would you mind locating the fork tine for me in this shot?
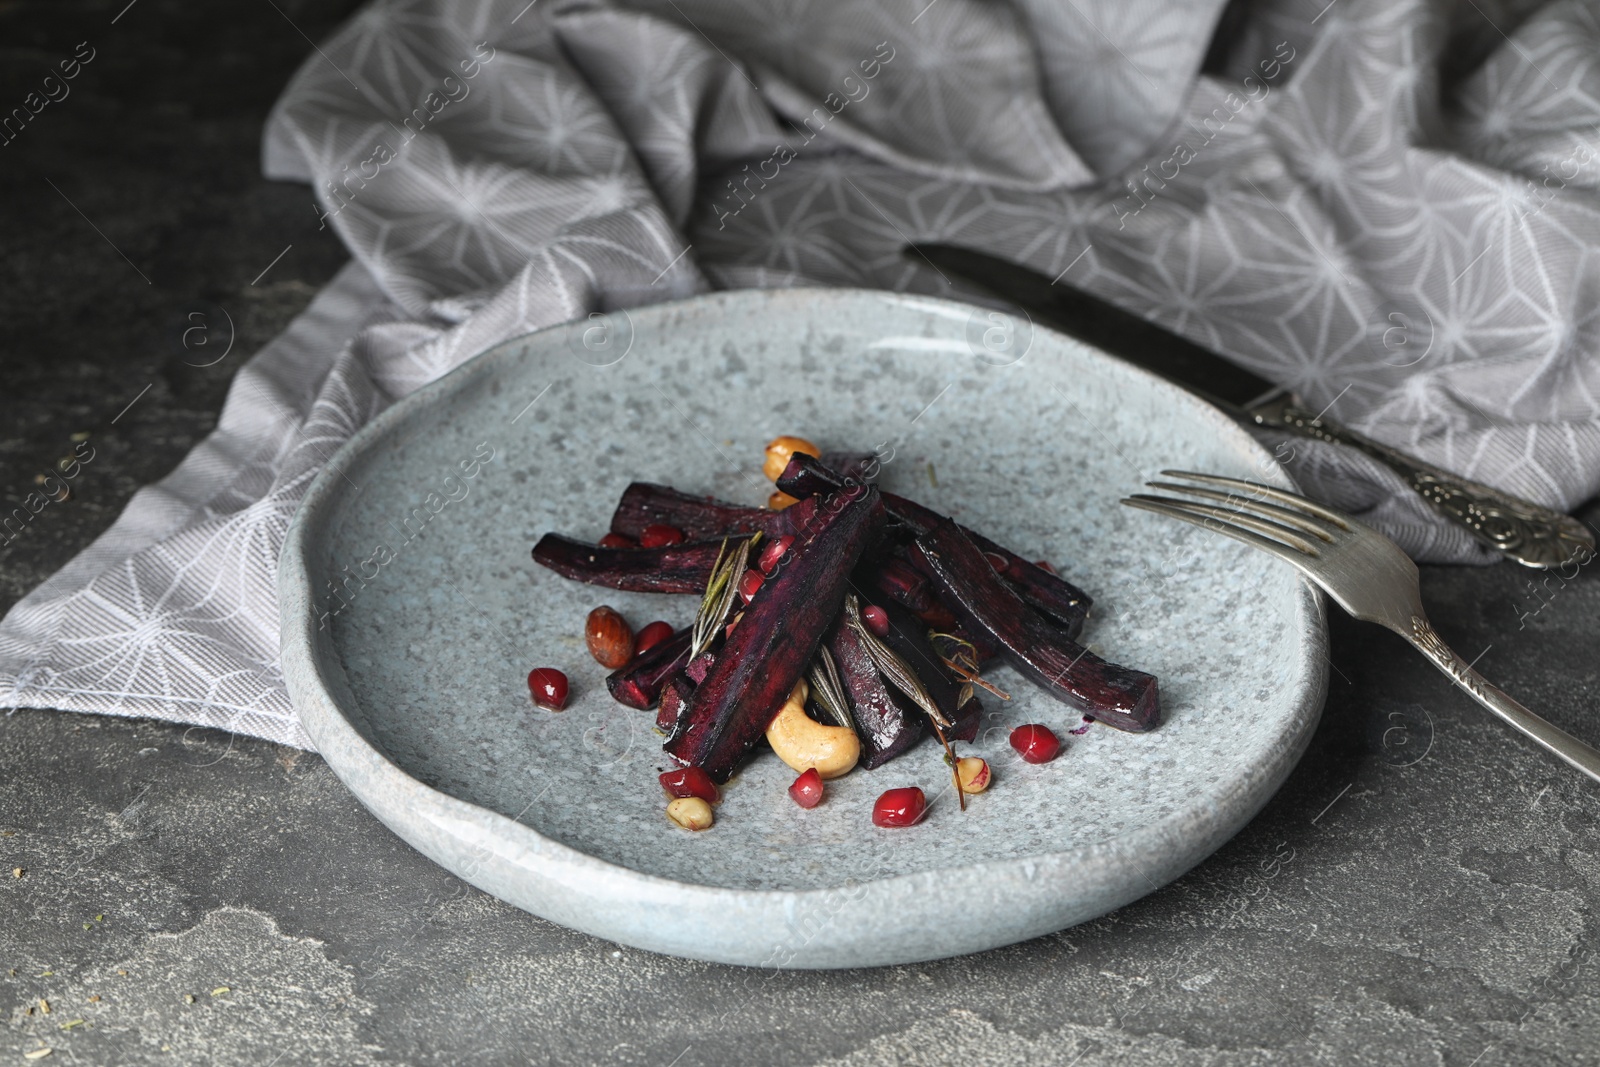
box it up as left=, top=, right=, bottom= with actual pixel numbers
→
left=1144, top=481, right=1341, bottom=542
left=1159, top=470, right=1352, bottom=529
left=1123, top=496, right=1323, bottom=559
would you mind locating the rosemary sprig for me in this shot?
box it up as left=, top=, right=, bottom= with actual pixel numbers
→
left=930, top=631, right=1010, bottom=701
left=807, top=646, right=853, bottom=728
left=843, top=595, right=951, bottom=729
left=689, top=534, right=757, bottom=660
left=843, top=595, right=964, bottom=809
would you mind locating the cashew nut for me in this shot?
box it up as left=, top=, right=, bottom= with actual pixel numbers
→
left=766, top=679, right=860, bottom=778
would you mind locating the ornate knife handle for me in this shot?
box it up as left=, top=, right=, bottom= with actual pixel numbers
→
left=1251, top=399, right=1595, bottom=570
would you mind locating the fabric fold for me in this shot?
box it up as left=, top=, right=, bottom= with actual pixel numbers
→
left=6, top=0, right=1599, bottom=746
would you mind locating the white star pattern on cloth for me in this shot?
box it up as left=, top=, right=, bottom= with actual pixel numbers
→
left=5, top=0, right=1600, bottom=746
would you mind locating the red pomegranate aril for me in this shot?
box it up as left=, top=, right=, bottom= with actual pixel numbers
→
left=659, top=767, right=720, bottom=804
left=1010, top=723, right=1061, bottom=763
left=635, top=621, right=675, bottom=655
left=737, top=568, right=764, bottom=603
left=527, top=668, right=570, bottom=710
left=638, top=524, right=686, bottom=548
left=598, top=532, right=636, bottom=549
left=861, top=604, right=890, bottom=637
left=1033, top=559, right=1058, bottom=575
left=757, top=535, right=796, bottom=575
left=872, top=787, right=927, bottom=827
left=789, top=767, right=824, bottom=809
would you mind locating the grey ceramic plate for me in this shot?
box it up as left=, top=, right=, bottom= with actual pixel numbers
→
left=279, top=287, right=1327, bottom=969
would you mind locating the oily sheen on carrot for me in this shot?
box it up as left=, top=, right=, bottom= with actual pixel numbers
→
left=531, top=535, right=724, bottom=594
left=909, top=519, right=1159, bottom=732
left=608, top=482, right=792, bottom=541
left=664, top=484, right=886, bottom=781
left=775, top=453, right=1092, bottom=637
left=606, top=626, right=693, bottom=709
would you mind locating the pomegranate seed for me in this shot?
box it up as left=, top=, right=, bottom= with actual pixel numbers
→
left=1033, top=559, right=1057, bottom=574
left=659, top=767, right=719, bottom=804
left=861, top=604, right=890, bottom=637
left=757, top=535, right=796, bottom=575
left=527, top=668, right=569, bottom=710
left=639, top=524, right=686, bottom=548
left=1010, top=724, right=1061, bottom=764
left=635, top=621, right=675, bottom=655
left=598, top=532, right=636, bottom=549
left=872, top=787, right=927, bottom=827
left=737, top=568, right=764, bottom=603
left=767, top=489, right=799, bottom=511
left=788, top=767, right=824, bottom=809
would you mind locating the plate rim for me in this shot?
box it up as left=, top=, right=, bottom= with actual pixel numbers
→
left=278, top=285, right=1328, bottom=967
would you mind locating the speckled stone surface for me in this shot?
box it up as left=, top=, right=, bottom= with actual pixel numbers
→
left=279, top=288, right=1327, bottom=966
left=5, top=0, right=1600, bottom=1060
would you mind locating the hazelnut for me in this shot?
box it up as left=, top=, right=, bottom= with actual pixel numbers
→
left=763, top=435, right=821, bottom=482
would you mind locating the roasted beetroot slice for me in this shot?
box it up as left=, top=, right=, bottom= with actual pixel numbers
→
left=609, top=482, right=784, bottom=541
left=910, top=519, right=1159, bottom=732
left=828, top=615, right=925, bottom=770
left=777, top=453, right=1091, bottom=635
left=606, top=627, right=693, bottom=709
left=531, top=534, right=725, bottom=593
left=664, top=485, right=887, bottom=781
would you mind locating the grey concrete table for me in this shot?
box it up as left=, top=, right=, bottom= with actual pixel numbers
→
left=3, top=3, right=1597, bottom=1064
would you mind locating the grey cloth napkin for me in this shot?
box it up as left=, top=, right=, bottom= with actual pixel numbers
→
left=4, top=0, right=1597, bottom=748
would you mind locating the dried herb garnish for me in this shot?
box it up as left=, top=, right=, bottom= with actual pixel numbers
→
left=844, top=595, right=966, bottom=809
left=689, top=534, right=758, bottom=660
left=807, top=646, right=853, bottom=728
left=931, top=631, right=1010, bottom=702
left=844, top=595, right=950, bottom=729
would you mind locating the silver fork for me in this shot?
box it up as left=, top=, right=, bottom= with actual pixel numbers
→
left=1123, top=471, right=1600, bottom=785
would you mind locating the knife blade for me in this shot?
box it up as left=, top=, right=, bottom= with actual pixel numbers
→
left=910, top=242, right=1594, bottom=569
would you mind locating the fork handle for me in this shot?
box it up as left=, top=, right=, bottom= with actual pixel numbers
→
left=1404, top=616, right=1600, bottom=784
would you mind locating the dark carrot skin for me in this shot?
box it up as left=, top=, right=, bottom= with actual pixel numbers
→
left=828, top=616, right=924, bottom=769
left=878, top=602, right=974, bottom=728
left=531, top=535, right=725, bottom=594
left=606, top=627, right=693, bottom=709
left=657, top=675, right=696, bottom=742
left=664, top=485, right=887, bottom=781
left=609, top=483, right=815, bottom=541
left=776, top=453, right=1091, bottom=637
left=909, top=519, right=1159, bottom=732
left=829, top=602, right=984, bottom=767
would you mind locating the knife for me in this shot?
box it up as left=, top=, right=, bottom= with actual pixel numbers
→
left=911, top=243, right=1594, bottom=570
